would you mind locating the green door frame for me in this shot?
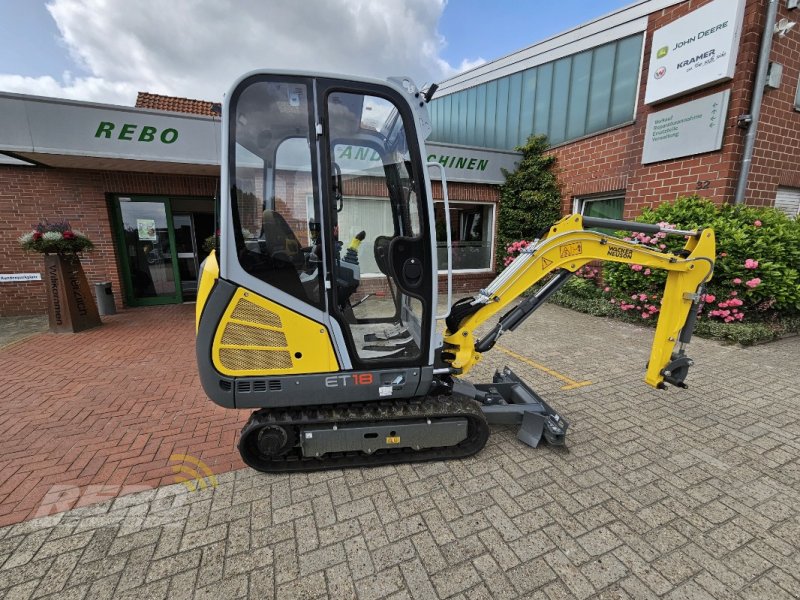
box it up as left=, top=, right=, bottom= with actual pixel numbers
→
left=111, top=195, right=183, bottom=307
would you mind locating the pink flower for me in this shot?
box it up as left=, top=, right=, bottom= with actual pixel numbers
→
left=733, top=278, right=742, bottom=285
left=730, top=291, right=738, bottom=296
left=641, top=312, right=651, bottom=319
left=754, top=220, right=762, bottom=227
left=639, top=294, right=648, bottom=301
left=704, top=294, right=716, bottom=303
left=644, top=269, right=651, bottom=276
left=631, top=264, right=643, bottom=272
left=631, top=294, right=638, bottom=300
left=745, top=278, right=761, bottom=288
left=719, top=252, right=728, bottom=257
left=659, top=244, right=666, bottom=250
left=604, top=286, right=611, bottom=293
left=610, top=299, right=616, bottom=304
left=745, top=259, right=759, bottom=269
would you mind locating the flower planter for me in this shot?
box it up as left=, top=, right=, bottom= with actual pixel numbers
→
left=43, top=254, right=102, bottom=333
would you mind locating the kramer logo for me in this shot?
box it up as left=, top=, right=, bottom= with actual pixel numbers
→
left=657, top=46, right=669, bottom=59
left=655, top=67, right=667, bottom=80
left=170, top=454, right=218, bottom=492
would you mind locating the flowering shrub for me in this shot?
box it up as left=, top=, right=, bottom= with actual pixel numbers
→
left=602, top=196, right=800, bottom=323
left=19, top=221, right=94, bottom=254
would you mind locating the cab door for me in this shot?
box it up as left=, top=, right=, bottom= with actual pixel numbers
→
left=317, top=81, right=434, bottom=370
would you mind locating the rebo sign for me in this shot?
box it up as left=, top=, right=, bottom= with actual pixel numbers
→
left=645, top=0, right=746, bottom=105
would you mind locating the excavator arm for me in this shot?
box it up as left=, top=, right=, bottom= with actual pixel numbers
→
left=443, top=213, right=716, bottom=389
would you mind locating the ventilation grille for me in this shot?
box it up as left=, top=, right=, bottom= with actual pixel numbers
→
left=219, top=380, right=232, bottom=391
left=221, top=322, right=287, bottom=347
left=230, top=298, right=282, bottom=328
left=230, top=379, right=281, bottom=394
left=219, top=348, right=292, bottom=371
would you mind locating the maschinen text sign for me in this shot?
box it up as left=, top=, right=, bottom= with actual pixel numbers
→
left=645, top=0, right=745, bottom=104
left=642, top=90, right=729, bottom=164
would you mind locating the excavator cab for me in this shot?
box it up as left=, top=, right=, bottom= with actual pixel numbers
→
left=197, top=73, right=444, bottom=405
left=196, top=71, right=715, bottom=473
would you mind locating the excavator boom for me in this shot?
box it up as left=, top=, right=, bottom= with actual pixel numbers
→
left=443, top=213, right=716, bottom=389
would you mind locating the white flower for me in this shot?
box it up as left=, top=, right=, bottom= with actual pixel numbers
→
left=42, top=231, right=63, bottom=241
left=72, top=229, right=86, bottom=237
left=18, top=232, right=34, bottom=244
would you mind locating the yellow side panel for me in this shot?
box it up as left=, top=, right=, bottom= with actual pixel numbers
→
left=195, top=250, right=219, bottom=333
left=212, top=287, right=340, bottom=377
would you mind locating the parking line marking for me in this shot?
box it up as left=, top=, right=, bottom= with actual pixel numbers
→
left=495, top=344, right=593, bottom=391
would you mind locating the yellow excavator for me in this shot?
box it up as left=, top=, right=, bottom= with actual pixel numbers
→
left=195, top=71, right=715, bottom=472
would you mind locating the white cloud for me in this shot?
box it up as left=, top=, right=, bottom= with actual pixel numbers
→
left=0, top=0, right=483, bottom=105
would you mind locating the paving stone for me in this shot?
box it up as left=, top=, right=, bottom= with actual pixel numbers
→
left=0, top=305, right=799, bottom=599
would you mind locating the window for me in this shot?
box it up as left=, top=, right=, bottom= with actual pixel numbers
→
left=776, top=187, right=800, bottom=219
left=434, top=202, right=495, bottom=271
left=429, top=34, right=644, bottom=150
left=574, top=194, right=625, bottom=232
left=795, top=73, right=800, bottom=112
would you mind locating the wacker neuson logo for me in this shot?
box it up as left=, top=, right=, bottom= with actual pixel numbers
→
left=95, top=121, right=179, bottom=144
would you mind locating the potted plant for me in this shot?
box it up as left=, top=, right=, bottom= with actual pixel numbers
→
left=19, top=221, right=102, bottom=333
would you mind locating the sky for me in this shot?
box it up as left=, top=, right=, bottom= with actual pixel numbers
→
left=0, top=0, right=630, bottom=106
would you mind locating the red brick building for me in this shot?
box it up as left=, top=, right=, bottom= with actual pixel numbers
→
left=432, top=0, right=800, bottom=218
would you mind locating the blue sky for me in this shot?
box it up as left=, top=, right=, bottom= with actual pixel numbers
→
left=0, top=0, right=632, bottom=103
left=438, top=0, right=634, bottom=68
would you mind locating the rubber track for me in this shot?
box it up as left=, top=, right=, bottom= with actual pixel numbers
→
left=238, top=395, right=490, bottom=473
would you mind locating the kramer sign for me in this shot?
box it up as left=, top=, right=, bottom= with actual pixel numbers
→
left=642, top=90, right=730, bottom=164
left=645, top=0, right=745, bottom=104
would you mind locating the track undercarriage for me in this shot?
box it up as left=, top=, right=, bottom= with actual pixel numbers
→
left=237, top=367, right=568, bottom=473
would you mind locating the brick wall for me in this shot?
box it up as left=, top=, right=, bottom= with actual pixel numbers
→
left=747, top=1, right=800, bottom=205
left=0, top=166, right=216, bottom=317
left=547, top=0, right=798, bottom=218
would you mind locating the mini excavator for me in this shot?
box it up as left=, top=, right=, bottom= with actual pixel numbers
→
left=195, top=71, right=715, bottom=472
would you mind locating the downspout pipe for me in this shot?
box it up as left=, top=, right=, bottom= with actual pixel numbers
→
left=734, top=0, right=779, bottom=205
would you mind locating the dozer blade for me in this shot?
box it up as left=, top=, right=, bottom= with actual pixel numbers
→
left=456, top=367, right=569, bottom=448
left=238, top=395, right=490, bottom=473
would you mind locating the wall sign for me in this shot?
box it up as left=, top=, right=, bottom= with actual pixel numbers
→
left=642, top=90, right=730, bottom=164
left=0, top=273, right=42, bottom=283
left=645, top=0, right=745, bottom=104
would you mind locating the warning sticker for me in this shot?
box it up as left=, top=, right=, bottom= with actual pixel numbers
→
left=560, top=243, right=582, bottom=258
left=378, top=385, right=393, bottom=397
left=541, top=256, right=553, bottom=269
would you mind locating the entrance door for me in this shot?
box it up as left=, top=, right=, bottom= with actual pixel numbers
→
left=173, top=214, right=199, bottom=300
left=113, top=196, right=182, bottom=306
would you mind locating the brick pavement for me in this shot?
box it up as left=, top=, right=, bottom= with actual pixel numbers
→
left=0, top=305, right=249, bottom=527
left=0, top=304, right=799, bottom=598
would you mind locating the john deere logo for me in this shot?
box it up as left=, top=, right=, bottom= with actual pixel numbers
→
left=657, top=46, right=669, bottom=59
left=654, top=67, right=667, bottom=80
left=170, top=454, right=218, bottom=492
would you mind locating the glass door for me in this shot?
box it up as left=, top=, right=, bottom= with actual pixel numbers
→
left=113, top=196, right=181, bottom=306
left=173, top=214, right=199, bottom=300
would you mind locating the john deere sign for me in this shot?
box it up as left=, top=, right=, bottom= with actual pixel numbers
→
left=645, top=0, right=745, bottom=104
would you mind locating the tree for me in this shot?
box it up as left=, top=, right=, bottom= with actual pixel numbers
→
left=496, top=135, right=562, bottom=269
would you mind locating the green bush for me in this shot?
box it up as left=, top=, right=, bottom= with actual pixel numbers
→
left=497, top=135, right=562, bottom=269
left=603, top=196, right=800, bottom=323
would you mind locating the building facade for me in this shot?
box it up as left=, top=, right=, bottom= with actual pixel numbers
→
left=2, top=0, right=799, bottom=317
left=0, top=92, right=516, bottom=316
left=430, top=0, right=800, bottom=220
